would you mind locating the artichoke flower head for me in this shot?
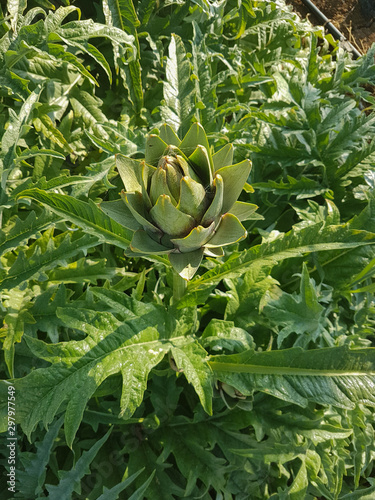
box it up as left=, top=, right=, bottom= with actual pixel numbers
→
left=111, top=123, right=259, bottom=280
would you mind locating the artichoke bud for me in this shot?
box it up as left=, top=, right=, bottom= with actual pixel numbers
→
left=114, top=123, right=260, bottom=281
left=157, top=155, right=183, bottom=202
left=149, top=166, right=177, bottom=206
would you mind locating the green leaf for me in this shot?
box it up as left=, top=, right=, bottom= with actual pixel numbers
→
left=183, top=223, right=375, bottom=307
left=165, top=427, right=227, bottom=495
left=263, top=263, right=326, bottom=347
left=102, top=0, right=140, bottom=31
left=2, top=288, right=34, bottom=377
left=17, top=309, right=166, bottom=446
left=13, top=147, right=66, bottom=162
left=253, top=175, right=330, bottom=199
left=201, top=319, right=254, bottom=353
left=96, top=469, right=144, bottom=500
left=54, top=19, right=135, bottom=52
left=209, top=346, right=375, bottom=408
left=0, top=210, right=58, bottom=257
left=0, top=232, right=99, bottom=291
left=70, top=90, right=108, bottom=138
left=1, top=86, right=43, bottom=172
left=8, top=0, right=27, bottom=32
left=128, top=471, right=156, bottom=500
left=170, top=338, right=213, bottom=415
left=33, top=114, right=73, bottom=152
left=17, top=416, right=64, bottom=498
left=161, top=34, right=195, bottom=136
left=16, top=303, right=211, bottom=446
left=16, top=189, right=133, bottom=250
left=116, top=155, right=147, bottom=193
left=45, top=428, right=112, bottom=497
left=47, top=258, right=116, bottom=285
left=102, top=0, right=143, bottom=111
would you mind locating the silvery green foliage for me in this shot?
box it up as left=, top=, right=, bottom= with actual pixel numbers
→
left=1, top=0, right=375, bottom=498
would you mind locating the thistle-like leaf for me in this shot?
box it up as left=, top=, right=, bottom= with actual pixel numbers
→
left=17, top=189, right=134, bottom=250
left=209, top=346, right=375, bottom=409
left=15, top=302, right=212, bottom=446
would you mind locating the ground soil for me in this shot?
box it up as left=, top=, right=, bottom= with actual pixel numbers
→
left=286, top=0, right=375, bottom=55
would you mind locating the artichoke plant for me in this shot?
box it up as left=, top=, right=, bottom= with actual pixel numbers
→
left=102, top=123, right=260, bottom=280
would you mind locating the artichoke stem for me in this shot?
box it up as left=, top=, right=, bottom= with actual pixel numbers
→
left=172, top=271, right=187, bottom=303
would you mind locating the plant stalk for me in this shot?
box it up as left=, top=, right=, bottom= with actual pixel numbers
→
left=172, top=271, right=187, bottom=303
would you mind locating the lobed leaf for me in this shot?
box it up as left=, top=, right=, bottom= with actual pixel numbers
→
left=181, top=223, right=375, bottom=307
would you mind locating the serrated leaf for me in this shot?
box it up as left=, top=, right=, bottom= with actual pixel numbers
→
left=201, top=319, right=254, bottom=353
left=33, top=114, right=73, bottom=152
left=70, top=90, right=108, bottom=138
left=16, top=303, right=211, bottom=446
left=128, top=471, right=156, bottom=500
left=47, top=258, right=116, bottom=285
left=161, top=34, right=195, bottom=136
left=27, top=284, right=71, bottom=342
left=1, top=86, right=42, bottom=172
left=263, top=263, right=326, bottom=347
left=170, top=338, right=213, bottom=415
left=0, top=210, right=58, bottom=257
left=2, top=288, right=35, bottom=377
left=16, top=189, right=134, bottom=250
left=209, top=346, right=375, bottom=409
left=181, top=223, right=375, bottom=307
left=101, top=0, right=142, bottom=104
left=45, top=428, right=112, bottom=498
left=253, top=175, right=329, bottom=199
left=0, top=232, right=99, bottom=291
left=13, top=146, right=66, bottom=162
left=17, top=416, right=64, bottom=497
left=96, top=469, right=145, bottom=500
left=8, top=0, right=27, bottom=32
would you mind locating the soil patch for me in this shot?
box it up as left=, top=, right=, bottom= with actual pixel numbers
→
left=286, top=0, right=375, bottom=54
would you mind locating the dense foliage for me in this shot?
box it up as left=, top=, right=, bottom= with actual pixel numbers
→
left=1, top=0, right=375, bottom=498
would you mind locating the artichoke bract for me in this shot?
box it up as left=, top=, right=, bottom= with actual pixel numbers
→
left=107, top=123, right=259, bottom=280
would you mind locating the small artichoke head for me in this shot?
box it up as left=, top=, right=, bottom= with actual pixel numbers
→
left=114, top=123, right=259, bottom=280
